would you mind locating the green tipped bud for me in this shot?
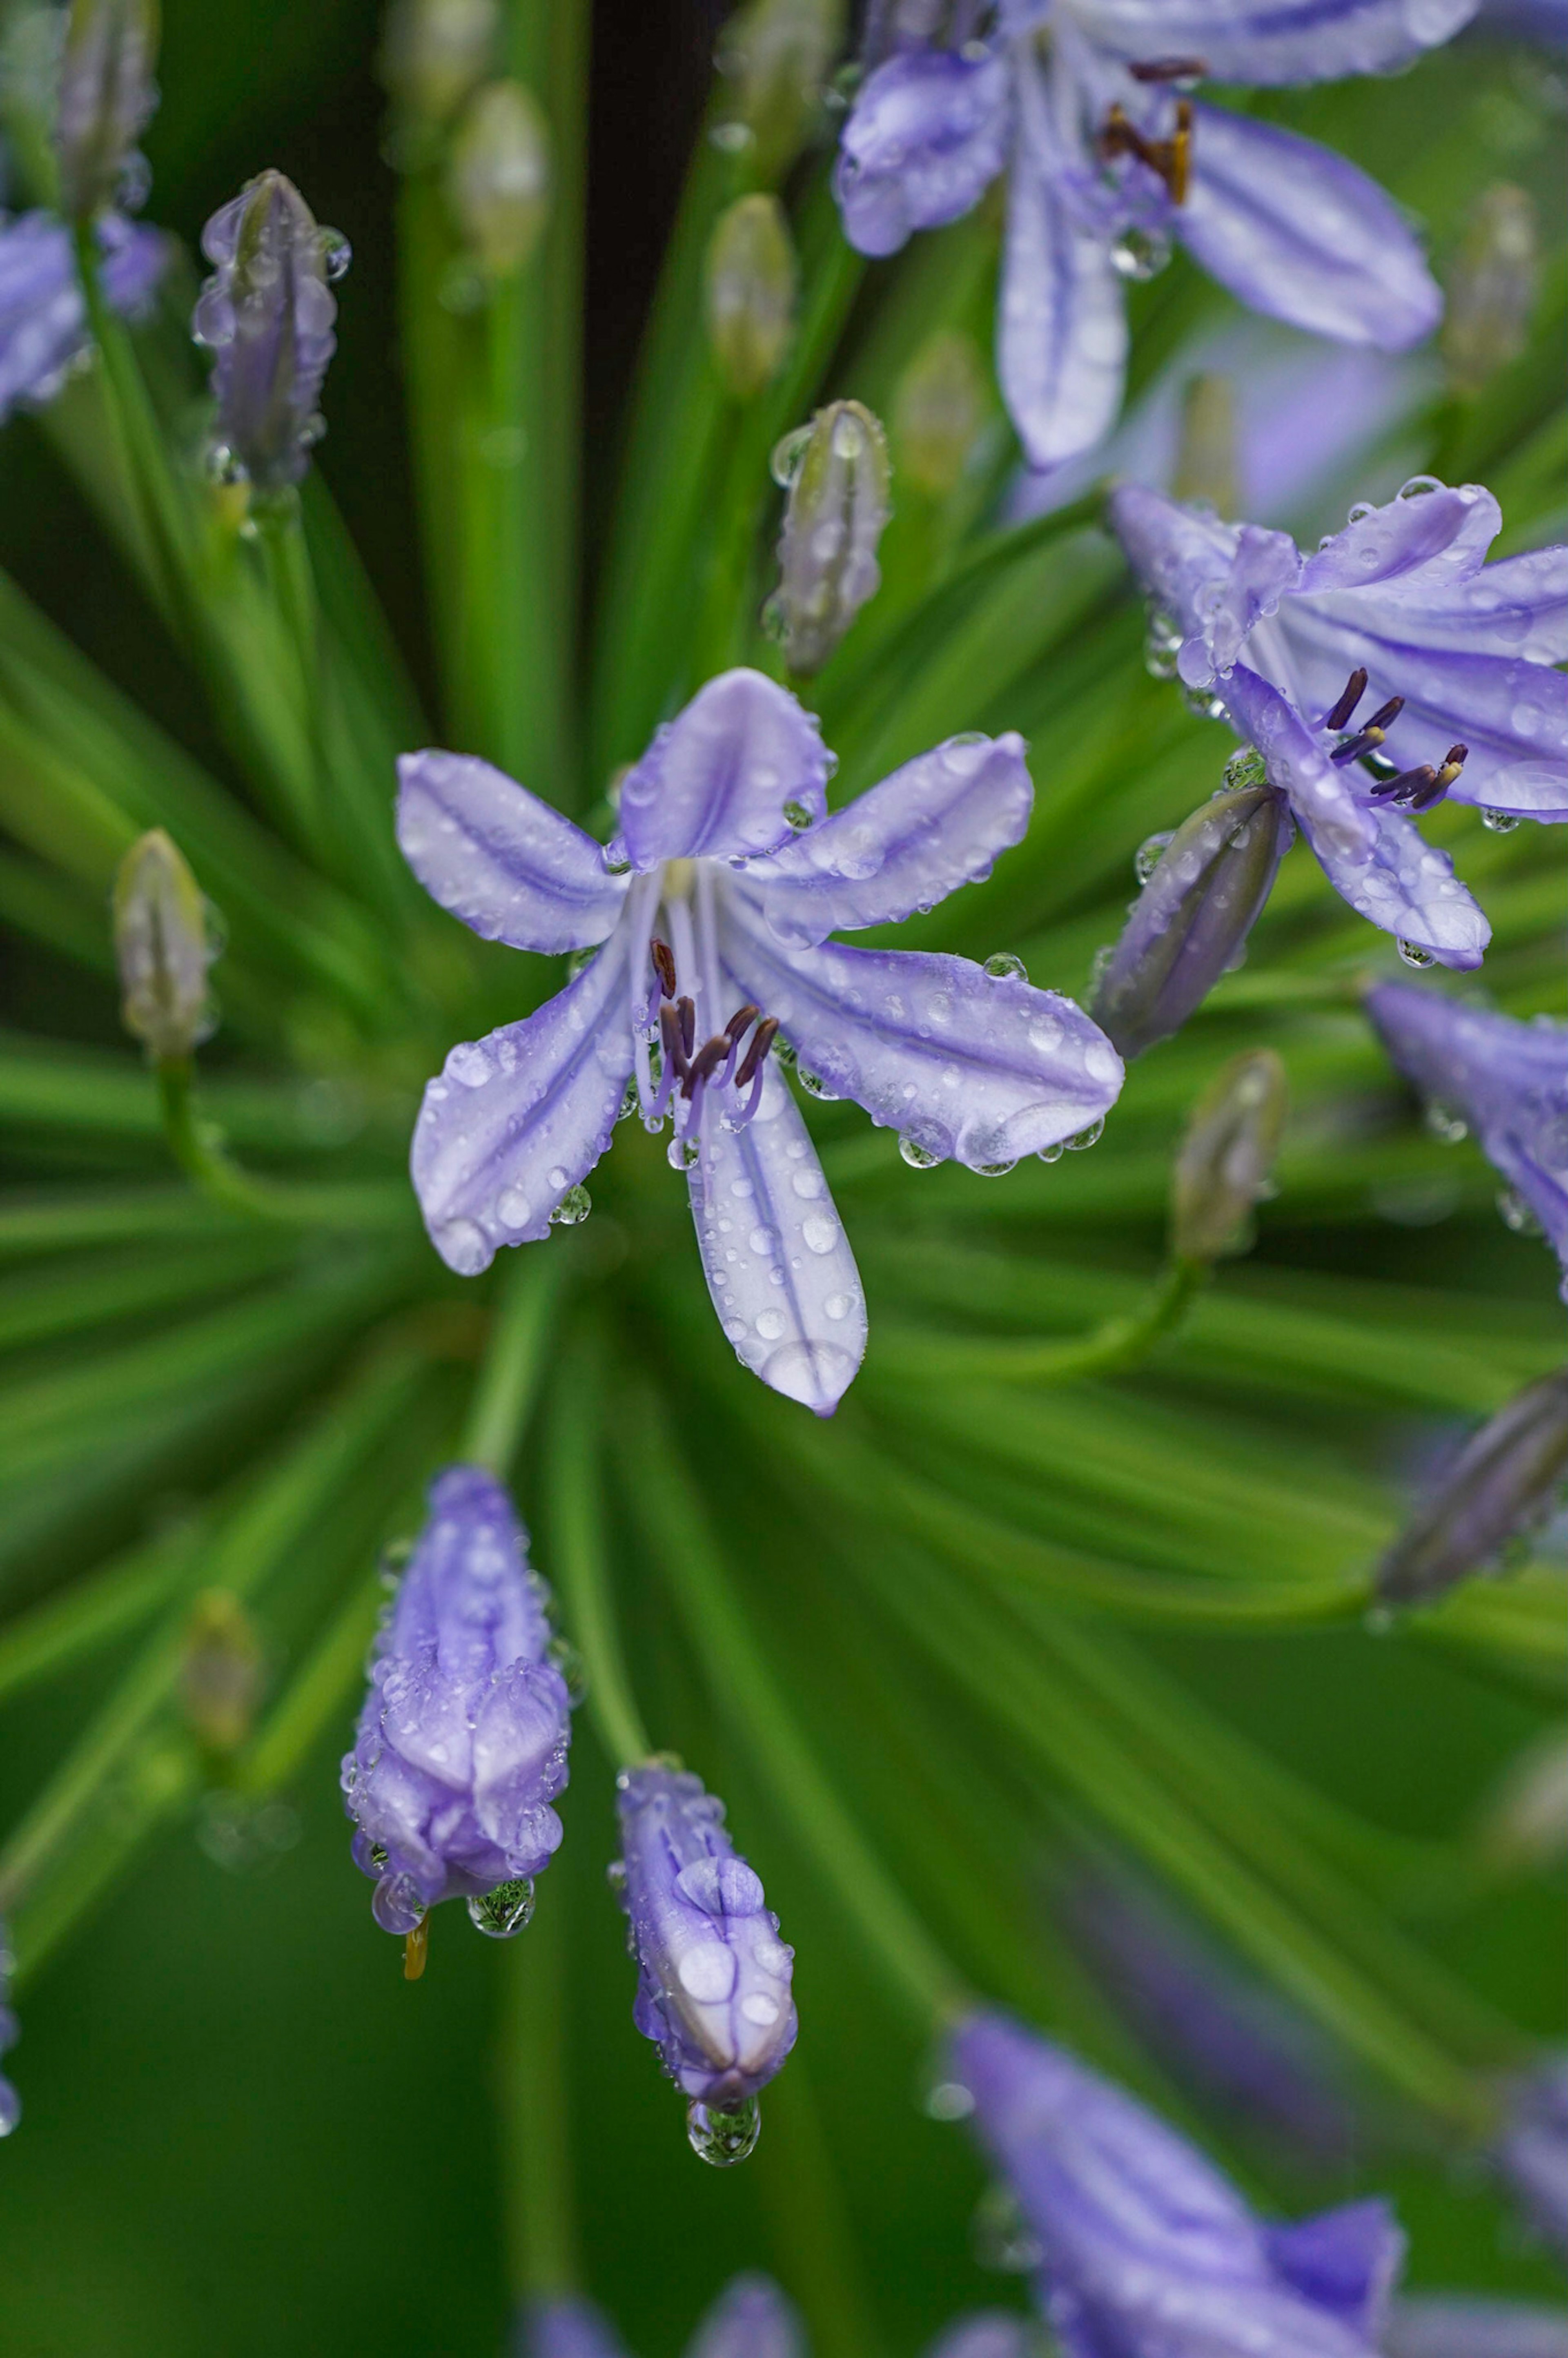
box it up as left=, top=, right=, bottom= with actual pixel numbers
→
left=379, top=0, right=498, bottom=126
left=893, top=329, right=987, bottom=500
left=112, top=828, right=218, bottom=1063
left=705, top=194, right=797, bottom=399
left=1378, top=1368, right=1568, bottom=1607
left=1443, top=184, right=1538, bottom=399
left=1171, top=1048, right=1287, bottom=1264
left=772, top=398, right=891, bottom=676
left=1172, top=372, right=1238, bottom=521
left=55, top=0, right=159, bottom=221
left=715, top=0, right=844, bottom=183
left=179, top=1590, right=265, bottom=1754
left=447, top=79, right=550, bottom=277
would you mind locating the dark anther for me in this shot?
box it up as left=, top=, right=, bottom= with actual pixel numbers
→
left=1128, top=57, right=1206, bottom=82
left=1099, top=98, right=1193, bottom=203
left=724, top=1003, right=761, bottom=1045
left=1370, top=763, right=1438, bottom=807
left=650, top=937, right=677, bottom=997
left=1331, top=695, right=1405, bottom=766
left=659, top=1000, right=690, bottom=1082
left=676, top=996, right=696, bottom=1059
left=734, top=1016, right=779, bottom=1090
left=1324, top=666, right=1368, bottom=733
left=681, top=1036, right=732, bottom=1099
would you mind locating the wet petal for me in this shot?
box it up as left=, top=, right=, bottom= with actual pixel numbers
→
left=0, top=210, right=166, bottom=422
left=744, top=730, right=1033, bottom=947
left=1332, top=543, right=1568, bottom=663
left=617, top=670, right=831, bottom=869
left=1070, top=0, right=1479, bottom=84
left=1178, top=106, right=1441, bottom=351
left=687, top=1062, right=866, bottom=1416
left=833, top=44, right=1011, bottom=259
left=411, top=935, right=635, bottom=1273
left=1296, top=483, right=1500, bottom=598
left=398, top=749, right=630, bottom=952
left=1108, top=482, right=1299, bottom=684
left=1264, top=2201, right=1405, bottom=2340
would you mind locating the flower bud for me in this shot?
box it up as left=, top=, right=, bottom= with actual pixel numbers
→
left=112, top=828, right=218, bottom=1063
left=193, top=170, right=347, bottom=496
left=1494, top=2055, right=1568, bottom=2265
left=772, top=398, right=891, bottom=676
left=1171, top=370, right=1238, bottom=521
left=54, top=0, right=158, bottom=221
left=1089, top=782, right=1294, bottom=1059
left=379, top=0, right=498, bottom=126
left=179, top=1589, right=265, bottom=1754
left=893, top=328, right=987, bottom=499
left=1171, top=1048, right=1287, bottom=1264
left=447, top=79, right=550, bottom=277
left=715, top=0, right=844, bottom=184
left=1443, top=185, right=1537, bottom=399
left=705, top=194, right=796, bottom=399
left=1378, top=1368, right=1568, bottom=1606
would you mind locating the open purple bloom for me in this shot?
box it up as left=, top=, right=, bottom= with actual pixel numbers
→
left=949, top=2009, right=1405, bottom=2357
left=0, top=208, right=165, bottom=424
left=1387, top=2296, right=1568, bottom=2358
left=834, top=0, right=1463, bottom=471
left=1366, top=981, right=1568, bottom=1293
left=0, top=1920, right=19, bottom=2139
left=687, top=2275, right=803, bottom=2358
left=1494, top=2054, right=1568, bottom=2264
left=400, top=668, right=1123, bottom=1415
left=193, top=170, right=348, bottom=494
left=342, top=1466, right=573, bottom=1936
left=614, top=1761, right=796, bottom=2125
left=515, top=2298, right=633, bottom=2358
left=1112, top=478, right=1568, bottom=822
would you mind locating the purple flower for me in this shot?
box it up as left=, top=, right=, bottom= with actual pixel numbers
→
left=0, top=1920, right=19, bottom=2139
left=1494, top=2054, right=1568, bottom=2264
left=949, top=2009, right=1405, bottom=2357
left=515, top=2298, right=633, bottom=2358
left=613, top=1761, right=797, bottom=2133
left=1387, top=2296, right=1568, bottom=2358
left=193, top=171, right=349, bottom=495
left=834, top=0, right=1465, bottom=471
left=0, top=208, right=165, bottom=424
left=686, top=2275, right=803, bottom=2358
left=399, top=668, right=1123, bottom=1415
left=1111, top=477, right=1568, bottom=824
left=927, top=2318, right=1034, bottom=2358
left=1366, top=981, right=1568, bottom=1294
left=342, top=1466, right=573, bottom=1936
left=1376, top=1367, right=1568, bottom=1602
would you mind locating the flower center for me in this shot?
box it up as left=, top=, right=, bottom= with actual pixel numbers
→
left=1323, top=666, right=1467, bottom=811
left=1098, top=90, right=1194, bottom=205
left=637, top=930, right=779, bottom=1157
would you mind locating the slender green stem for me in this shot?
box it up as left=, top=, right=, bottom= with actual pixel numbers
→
left=548, top=1328, right=651, bottom=1767
left=757, top=2059, right=888, bottom=2358
left=459, top=1250, right=568, bottom=1475
left=154, top=1061, right=414, bottom=1230
left=253, top=497, right=325, bottom=846
left=498, top=1889, right=578, bottom=2297
left=868, top=1258, right=1206, bottom=1388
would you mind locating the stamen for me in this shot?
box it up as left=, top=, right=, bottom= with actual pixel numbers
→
left=1128, top=57, right=1206, bottom=83
left=1370, top=763, right=1438, bottom=807
left=1434, top=743, right=1468, bottom=791
left=1331, top=695, right=1405, bottom=765
left=404, top=1919, right=430, bottom=1981
left=1323, top=667, right=1368, bottom=733
left=677, top=995, right=696, bottom=1060
left=682, top=1035, right=732, bottom=1100
left=650, top=937, right=677, bottom=998
left=724, top=1004, right=760, bottom=1044
left=660, top=999, right=691, bottom=1083
left=1098, top=98, right=1193, bottom=204
left=734, top=1016, right=779, bottom=1091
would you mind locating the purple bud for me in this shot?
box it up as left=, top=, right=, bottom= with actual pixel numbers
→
left=925, top=2317, right=1034, bottom=2358
left=193, top=170, right=348, bottom=496
left=614, top=1762, right=796, bottom=2140
left=1378, top=1369, right=1568, bottom=1604
left=1387, top=2295, right=1568, bottom=2358
left=54, top=0, right=159, bottom=222
left=0, top=1921, right=19, bottom=2139
left=687, top=2275, right=804, bottom=2358
left=1494, top=2054, right=1568, bottom=2264
left=342, top=1466, right=574, bottom=1934
left=0, top=209, right=165, bottom=423
left=513, top=2297, right=633, bottom=2358
left=1089, top=781, right=1293, bottom=1059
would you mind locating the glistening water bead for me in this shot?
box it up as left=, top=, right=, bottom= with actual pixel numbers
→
left=686, top=2096, right=762, bottom=2166
left=466, top=1877, right=536, bottom=1938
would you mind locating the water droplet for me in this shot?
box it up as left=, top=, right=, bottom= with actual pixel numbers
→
left=982, top=952, right=1028, bottom=982
left=976, top=1158, right=1017, bottom=1177
left=371, top=1870, right=427, bottom=1936
left=973, top=2182, right=1043, bottom=2272
left=1143, top=604, right=1181, bottom=680
left=1134, top=832, right=1174, bottom=885
left=602, top=845, right=633, bottom=875
left=1181, top=684, right=1227, bottom=721
left=0, top=2080, right=20, bottom=2137
left=899, top=1134, right=941, bottom=1168
left=709, top=118, right=754, bottom=154
left=925, top=2078, right=975, bottom=2122
left=1037, top=1141, right=1064, bottom=1164
left=548, top=1636, right=588, bottom=1706
left=1363, top=1603, right=1395, bottom=1636
left=667, top=1136, right=701, bottom=1171
left=796, top=1067, right=835, bottom=1100
left=686, top=2095, right=760, bottom=2166
left=550, top=1183, right=592, bottom=1226
left=1110, top=225, right=1171, bottom=281
left=1497, top=1186, right=1546, bottom=1237
left=783, top=799, right=813, bottom=832
left=770, top=425, right=813, bottom=488
left=1396, top=475, right=1442, bottom=501
left=1481, top=809, right=1521, bottom=833
left=1223, top=747, right=1268, bottom=791
left=1424, top=1102, right=1468, bottom=1145
left=1396, top=939, right=1436, bottom=968
left=467, top=1877, right=536, bottom=1938
left=318, top=229, right=352, bottom=281
left=1347, top=500, right=1375, bottom=524
left=1065, top=1116, right=1105, bottom=1151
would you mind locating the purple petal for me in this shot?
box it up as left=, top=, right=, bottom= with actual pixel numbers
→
left=411, top=935, right=635, bottom=1273
left=833, top=45, right=1011, bottom=258
left=398, top=750, right=630, bottom=952
left=722, top=908, right=1124, bottom=1169
left=688, top=1061, right=866, bottom=1415
left=1332, top=542, right=1568, bottom=663
left=1069, top=0, right=1479, bottom=82
left=1386, top=2296, right=1568, bottom=2358
left=1296, top=483, right=1500, bottom=597
left=744, top=731, right=1033, bottom=948
left=1224, top=665, right=1489, bottom=967
left=925, top=2318, right=1034, bottom=2358
left=0, top=211, right=166, bottom=423
left=618, top=671, right=831, bottom=870
left=516, top=2297, right=633, bottom=2358
left=686, top=2276, right=805, bottom=2358
left=1177, top=106, right=1442, bottom=351
left=1264, top=2202, right=1405, bottom=2340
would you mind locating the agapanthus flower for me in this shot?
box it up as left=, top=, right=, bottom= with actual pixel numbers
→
left=399, top=667, right=1123, bottom=1413
left=193, top=170, right=349, bottom=495
left=0, top=207, right=165, bottom=424
left=1366, top=981, right=1568, bottom=1293
left=1494, top=2053, right=1568, bottom=2264
left=1386, top=2295, right=1568, bottom=2358
left=833, top=0, right=1462, bottom=471
left=0, top=1920, right=19, bottom=2138
left=686, top=2274, right=803, bottom=2358
left=342, top=1466, right=573, bottom=1937
left=1111, top=477, right=1568, bottom=824
left=949, top=2008, right=1405, bottom=2356
left=613, top=1760, right=796, bottom=2135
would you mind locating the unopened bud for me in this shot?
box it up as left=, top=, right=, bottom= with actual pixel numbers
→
left=1443, top=185, right=1538, bottom=399
left=1379, top=1368, right=1568, bottom=1606
left=193, top=170, right=347, bottom=495
left=716, top=0, right=844, bottom=183
left=179, top=1590, right=265, bottom=1754
left=1171, top=372, right=1238, bottom=520
left=772, top=398, right=891, bottom=675
left=447, top=79, right=550, bottom=277
left=1480, top=1728, right=1568, bottom=1873
left=379, top=0, right=497, bottom=125
left=1171, top=1048, right=1286, bottom=1264
left=1090, top=782, right=1293, bottom=1059
left=893, top=328, right=986, bottom=499
left=55, top=0, right=159, bottom=221
left=112, top=828, right=218, bottom=1061
left=705, top=194, right=796, bottom=399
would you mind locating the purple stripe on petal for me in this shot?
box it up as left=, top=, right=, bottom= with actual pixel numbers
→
left=1178, top=105, right=1442, bottom=352
left=686, top=2276, right=805, bottom=2358
left=618, top=670, right=831, bottom=870
left=1069, top=0, right=1479, bottom=83
left=744, top=730, right=1033, bottom=947
left=834, top=45, right=1011, bottom=259
left=410, top=934, right=636, bottom=1272
left=1340, top=544, right=1568, bottom=664
left=397, top=749, right=629, bottom=953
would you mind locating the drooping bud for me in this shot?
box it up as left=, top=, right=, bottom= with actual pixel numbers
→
left=193, top=170, right=348, bottom=497
left=893, top=328, right=987, bottom=499
left=715, top=0, right=844, bottom=184
left=178, top=1589, right=265, bottom=1754
left=705, top=194, right=796, bottom=399
left=447, top=79, right=550, bottom=278
left=686, top=2276, right=804, bottom=2358
left=771, top=398, right=891, bottom=675
left=1171, top=371, right=1238, bottom=521
left=1089, top=778, right=1294, bottom=1059
left=112, top=828, right=218, bottom=1063
left=379, top=0, right=498, bottom=127
left=1443, top=185, right=1538, bottom=399
left=1377, top=1368, right=1568, bottom=1606
left=54, top=0, right=159, bottom=221
left=1171, top=1048, right=1287, bottom=1264
left=0, top=1921, right=18, bottom=2138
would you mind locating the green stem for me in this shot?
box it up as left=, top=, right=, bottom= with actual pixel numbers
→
left=154, top=1061, right=414, bottom=1231
left=869, top=1258, right=1206, bottom=1388
left=254, top=497, right=325, bottom=848
left=230, top=1565, right=385, bottom=1799
left=547, top=1328, right=651, bottom=1767
left=498, top=1889, right=578, bottom=2297
left=459, top=1250, right=568, bottom=1475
